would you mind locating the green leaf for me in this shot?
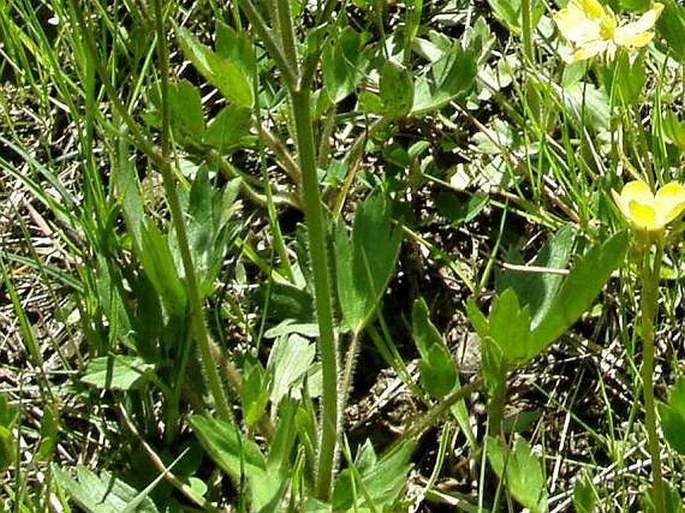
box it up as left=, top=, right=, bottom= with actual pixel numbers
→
left=661, top=111, right=685, bottom=150
left=53, top=464, right=159, bottom=513
left=480, top=335, right=507, bottom=407
left=113, top=133, right=146, bottom=250
left=189, top=415, right=266, bottom=477
left=215, top=21, right=257, bottom=80
left=531, top=231, right=629, bottom=350
left=240, top=363, right=270, bottom=427
left=411, top=47, right=476, bottom=115
left=335, top=189, right=403, bottom=333
left=35, top=404, right=58, bottom=461
left=253, top=282, right=314, bottom=323
left=412, top=298, right=457, bottom=397
left=267, top=334, right=316, bottom=405
left=485, top=0, right=544, bottom=34
left=435, top=190, right=489, bottom=226
left=332, top=440, right=414, bottom=510
left=573, top=474, right=598, bottom=513
left=174, top=167, right=240, bottom=297
left=496, top=225, right=576, bottom=329
left=600, top=51, right=645, bottom=106
left=189, top=415, right=286, bottom=512
left=81, top=356, right=154, bottom=391
left=202, top=105, right=253, bottom=151
left=176, top=27, right=253, bottom=108
left=168, top=79, right=205, bottom=137
left=658, top=376, right=685, bottom=455
left=321, top=27, right=369, bottom=103
left=465, top=297, right=489, bottom=340
left=486, top=0, right=522, bottom=33
left=561, top=81, right=611, bottom=132
left=139, top=221, right=187, bottom=316
left=379, top=61, right=414, bottom=117
left=488, top=288, right=534, bottom=366
left=657, top=1, right=685, bottom=66
left=128, top=274, right=164, bottom=361
left=267, top=398, right=298, bottom=474
left=665, top=481, right=685, bottom=513
left=0, top=394, right=19, bottom=471
left=618, top=0, right=651, bottom=10
left=487, top=436, right=547, bottom=513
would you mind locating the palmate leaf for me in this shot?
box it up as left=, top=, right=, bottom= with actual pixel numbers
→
left=379, top=61, right=413, bottom=117
left=266, top=334, right=316, bottom=406
left=81, top=356, right=154, bottom=391
left=138, top=221, right=187, bottom=317
left=167, top=79, right=205, bottom=137
left=361, top=60, right=414, bottom=117
left=496, top=225, right=576, bottom=329
left=173, top=167, right=241, bottom=298
left=321, top=26, right=370, bottom=103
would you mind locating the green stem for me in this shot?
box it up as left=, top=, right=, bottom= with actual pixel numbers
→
left=641, top=243, right=665, bottom=513
left=239, top=0, right=298, bottom=88
left=240, top=0, right=340, bottom=497
left=401, top=377, right=483, bottom=440
left=521, top=0, right=533, bottom=64
left=276, top=0, right=299, bottom=77
left=152, top=0, right=231, bottom=422
left=291, top=89, right=339, bottom=500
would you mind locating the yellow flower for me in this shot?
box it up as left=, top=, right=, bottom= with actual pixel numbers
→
left=553, top=0, right=663, bottom=63
left=612, top=180, right=685, bottom=234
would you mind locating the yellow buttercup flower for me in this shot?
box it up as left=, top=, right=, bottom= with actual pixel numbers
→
left=553, top=0, right=663, bottom=63
left=612, top=180, right=685, bottom=234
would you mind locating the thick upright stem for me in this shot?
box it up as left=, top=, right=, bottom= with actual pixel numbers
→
left=641, top=244, right=665, bottom=513
left=238, top=0, right=340, bottom=497
left=291, top=89, right=338, bottom=500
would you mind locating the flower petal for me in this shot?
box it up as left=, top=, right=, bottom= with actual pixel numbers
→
left=655, top=182, right=685, bottom=225
left=572, top=40, right=610, bottom=61
left=614, top=3, right=663, bottom=48
left=554, top=1, right=603, bottom=44
left=634, top=2, right=664, bottom=32
left=613, top=29, right=654, bottom=48
left=628, top=201, right=658, bottom=230
left=580, top=0, right=608, bottom=19
left=621, top=180, right=654, bottom=204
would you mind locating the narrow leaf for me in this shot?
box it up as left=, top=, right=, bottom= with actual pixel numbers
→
left=531, top=231, right=629, bottom=350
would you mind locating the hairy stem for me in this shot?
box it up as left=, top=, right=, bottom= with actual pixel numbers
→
left=641, top=243, right=665, bottom=513
left=152, top=0, right=231, bottom=422
left=291, top=89, right=339, bottom=500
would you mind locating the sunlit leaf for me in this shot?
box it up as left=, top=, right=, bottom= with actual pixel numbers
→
left=176, top=27, right=253, bottom=108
